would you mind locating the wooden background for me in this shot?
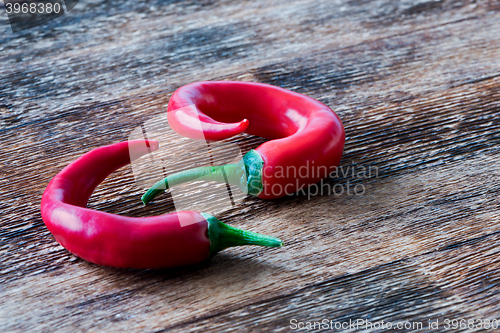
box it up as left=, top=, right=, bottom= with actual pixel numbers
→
left=1, top=0, right=500, bottom=331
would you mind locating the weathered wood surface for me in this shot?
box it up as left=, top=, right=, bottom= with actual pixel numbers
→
left=1, top=0, right=500, bottom=331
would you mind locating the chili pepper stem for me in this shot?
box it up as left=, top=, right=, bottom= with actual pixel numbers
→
left=202, top=213, right=283, bottom=256
left=141, top=150, right=264, bottom=205
left=141, top=162, right=246, bottom=204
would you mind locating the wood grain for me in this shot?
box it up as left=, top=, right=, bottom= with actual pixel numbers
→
left=1, top=0, right=500, bottom=331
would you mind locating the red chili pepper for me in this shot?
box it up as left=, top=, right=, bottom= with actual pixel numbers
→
left=40, top=140, right=282, bottom=269
left=142, top=81, right=345, bottom=203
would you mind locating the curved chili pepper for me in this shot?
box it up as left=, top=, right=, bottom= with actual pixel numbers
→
left=142, top=81, right=345, bottom=203
left=40, top=140, right=282, bottom=269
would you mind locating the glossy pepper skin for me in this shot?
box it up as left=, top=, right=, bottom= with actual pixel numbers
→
left=142, top=81, right=345, bottom=203
left=40, top=140, right=282, bottom=269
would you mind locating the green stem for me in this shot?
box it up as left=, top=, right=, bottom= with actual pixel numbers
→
left=202, top=213, right=283, bottom=256
left=141, top=162, right=246, bottom=205
left=141, top=150, right=264, bottom=205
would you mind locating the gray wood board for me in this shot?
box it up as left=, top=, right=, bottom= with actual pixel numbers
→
left=1, top=0, right=500, bottom=332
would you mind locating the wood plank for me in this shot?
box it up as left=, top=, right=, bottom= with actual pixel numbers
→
left=2, top=149, right=499, bottom=331
left=165, top=233, right=500, bottom=332
left=0, top=0, right=497, bottom=126
left=1, top=0, right=500, bottom=331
